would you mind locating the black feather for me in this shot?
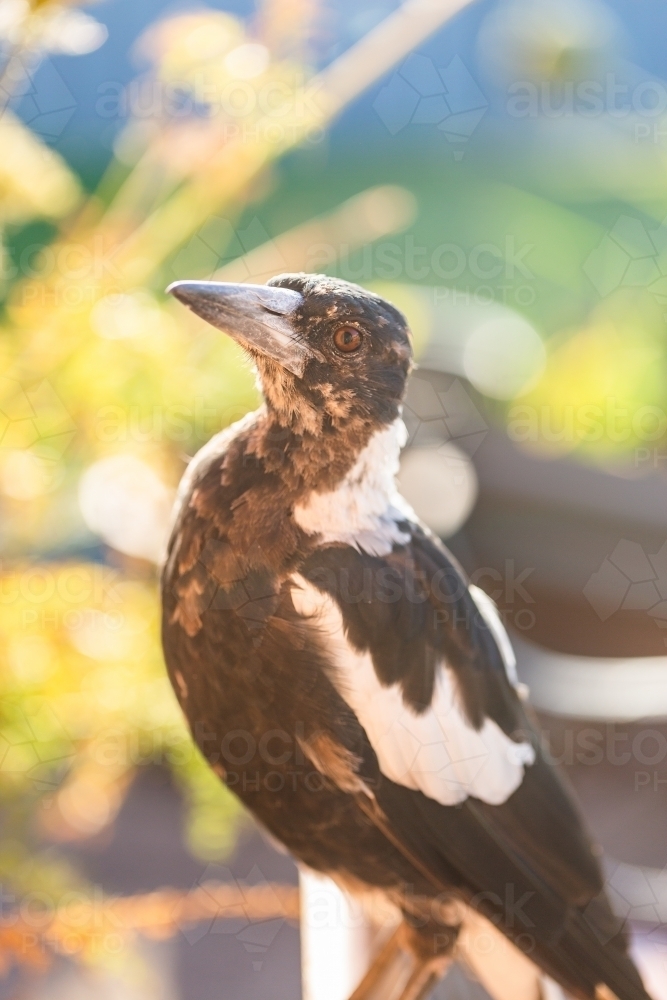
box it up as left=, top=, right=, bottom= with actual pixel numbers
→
left=301, top=525, right=520, bottom=731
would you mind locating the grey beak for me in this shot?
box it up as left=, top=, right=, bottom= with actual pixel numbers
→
left=167, top=280, right=313, bottom=377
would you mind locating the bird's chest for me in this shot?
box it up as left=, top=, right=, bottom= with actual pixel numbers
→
left=292, top=417, right=411, bottom=557
left=166, top=565, right=342, bottom=785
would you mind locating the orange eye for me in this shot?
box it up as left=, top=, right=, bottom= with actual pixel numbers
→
left=333, top=326, right=363, bottom=353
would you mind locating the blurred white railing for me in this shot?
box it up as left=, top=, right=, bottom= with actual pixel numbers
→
left=300, top=870, right=376, bottom=1000
left=513, top=633, right=667, bottom=721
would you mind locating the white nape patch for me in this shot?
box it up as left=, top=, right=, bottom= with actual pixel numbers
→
left=294, top=418, right=414, bottom=557
left=291, top=575, right=535, bottom=808
left=469, top=585, right=520, bottom=689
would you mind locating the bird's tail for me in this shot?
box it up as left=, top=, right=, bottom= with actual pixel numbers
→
left=457, top=904, right=569, bottom=1000
left=535, top=899, right=653, bottom=1000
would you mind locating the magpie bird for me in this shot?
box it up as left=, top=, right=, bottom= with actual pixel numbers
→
left=162, top=274, right=651, bottom=1000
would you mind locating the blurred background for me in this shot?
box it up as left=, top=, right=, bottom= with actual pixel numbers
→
left=1, top=0, right=667, bottom=996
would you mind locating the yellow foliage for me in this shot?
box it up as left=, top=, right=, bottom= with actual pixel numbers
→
left=509, top=318, right=666, bottom=459
left=0, top=112, right=80, bottom=222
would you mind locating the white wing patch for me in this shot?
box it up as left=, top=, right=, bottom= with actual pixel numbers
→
left=469, top=584, right=521, bottom=689
left=291, top=575, right=535, bottom=807
left=293, top=418, right=413, bottom=557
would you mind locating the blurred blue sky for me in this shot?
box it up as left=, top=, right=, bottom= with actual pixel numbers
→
left=19, top=0, right=667, bottom=184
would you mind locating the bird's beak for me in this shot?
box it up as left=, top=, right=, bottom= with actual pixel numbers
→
left=167, top=280, right=313, bottom=377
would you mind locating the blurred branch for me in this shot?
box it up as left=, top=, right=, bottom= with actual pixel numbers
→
left=317, top=0, right=475, bottom=115
left=0, top=881, right=300, bottom=969
left=0, top=110, right=81, bottom=222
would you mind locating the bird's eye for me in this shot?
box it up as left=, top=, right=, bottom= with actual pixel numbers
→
left=333, top=326, right=363, bottom=353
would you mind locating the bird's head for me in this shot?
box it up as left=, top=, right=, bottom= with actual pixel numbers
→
left=167, top=273, right=412, bottom=437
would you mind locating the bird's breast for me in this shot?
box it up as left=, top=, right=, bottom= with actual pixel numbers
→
left=293, top=417, right=414, bottom=557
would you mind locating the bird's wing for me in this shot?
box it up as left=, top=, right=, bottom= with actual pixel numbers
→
left=296, top=527, right=601, bottom=897
left=296, top=529, right=650, bottom=1000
